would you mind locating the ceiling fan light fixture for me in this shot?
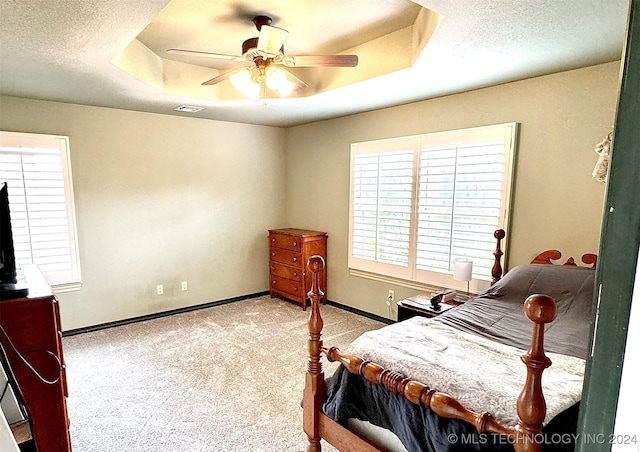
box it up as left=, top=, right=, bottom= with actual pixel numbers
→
left=230, top=68, right=260, bottom=100
left=257, top=25, right=289, bottom=57
left=266, top=67, right=296, bottom=97
left=277, top=79, right=296, bottom=97
left=171, top=13, right=359, bottom=99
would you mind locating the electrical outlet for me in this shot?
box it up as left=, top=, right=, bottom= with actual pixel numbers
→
left=181, top=281, right=188, bottom=291
left=388, top=290, right=394, bottom=302
left=156, top=284, right=163, bottom=295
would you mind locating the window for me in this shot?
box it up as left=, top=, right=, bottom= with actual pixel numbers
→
left=349, top=123, right=518, bottom=291
left=0, top=131, right=81, bottom=290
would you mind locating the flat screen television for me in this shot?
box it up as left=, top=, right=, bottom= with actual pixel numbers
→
left=0, top=182, right=28, bottom=300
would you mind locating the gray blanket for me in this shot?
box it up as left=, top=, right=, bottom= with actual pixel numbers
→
left=436, top=263, right=595, bottom=359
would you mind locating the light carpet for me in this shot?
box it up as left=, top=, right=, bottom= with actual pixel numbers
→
left=63, top=296, right=384, bottom=451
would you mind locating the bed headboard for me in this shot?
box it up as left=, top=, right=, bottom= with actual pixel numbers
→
left=531, top=250, right=598, bottom=269
left=490, top=232, right=598, bottom=286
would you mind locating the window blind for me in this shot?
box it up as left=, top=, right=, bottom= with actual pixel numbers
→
left=349, top=123, right=517, bottom=289
left=352, top=151, right=413, bottom=266
left=417, top=142, right=506, bottom=278
left=0, top=132, right=81, bottom=289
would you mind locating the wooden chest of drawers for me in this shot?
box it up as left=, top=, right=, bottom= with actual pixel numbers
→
left=0, top=265, right=72, bottom=451
left=268, top=228, right=327, bottom=310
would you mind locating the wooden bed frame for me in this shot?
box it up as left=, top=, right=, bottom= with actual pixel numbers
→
left=303, top=230, right=593, bottom=452
left=530, top=249, right=598, bottom=269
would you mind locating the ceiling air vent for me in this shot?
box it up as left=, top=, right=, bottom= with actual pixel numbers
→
left=174, top=105, right=204, bottom=113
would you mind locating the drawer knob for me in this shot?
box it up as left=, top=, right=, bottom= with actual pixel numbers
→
left=292, top=241, right=297, bottom=247
left=294, top=287, right=298, bottom=291
left=271, top=252, right=276, bottom=256
left=271, top=238, right=275, bottom=242
left=293, top=257, right=298, bottom=262
left=293, top=272, right=298, bottom=277
left=272, top=280, right=277, bottom=285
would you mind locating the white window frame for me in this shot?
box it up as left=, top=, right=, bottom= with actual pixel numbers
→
left=348, top=123, right=518, bottom=293
left=0, top=131, right=82, bottom=291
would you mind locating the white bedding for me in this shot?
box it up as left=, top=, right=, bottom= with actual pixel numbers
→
left=344, top=316, right=585, bottom=426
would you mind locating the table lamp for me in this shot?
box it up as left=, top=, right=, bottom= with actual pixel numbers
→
left=453, top=258, right=473, bottom=297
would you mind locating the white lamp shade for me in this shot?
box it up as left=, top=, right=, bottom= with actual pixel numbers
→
left=230, top=69, right=260, bottom=100
left=453, top=259, right=473, bottom=281
left=266, top=67, right=296, bottom=97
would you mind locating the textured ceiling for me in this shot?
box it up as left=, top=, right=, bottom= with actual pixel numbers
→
left=0, top=0, right=631, bottom=127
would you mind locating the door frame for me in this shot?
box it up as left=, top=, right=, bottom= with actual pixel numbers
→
left=576, top=1, right=640, bottom=450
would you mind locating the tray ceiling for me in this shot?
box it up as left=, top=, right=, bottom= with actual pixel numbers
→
left=0, top=0, right=630, bottom=127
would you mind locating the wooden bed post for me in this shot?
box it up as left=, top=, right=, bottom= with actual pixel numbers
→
left=513, top=294, right=556, bottom=452
left=492, top=229, right=506, bottom=285
left=303, top=256, right=326, bottom=452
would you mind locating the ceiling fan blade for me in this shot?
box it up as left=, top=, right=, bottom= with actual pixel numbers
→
left=281, top=54, right=358, bottom=68
left=201, top=69, right=240, bottom=86
left=281, top=68, right=308, bottom=89
left=167, top=48, right=245, bottom=62
left=257, top=25, right=289, bottom=56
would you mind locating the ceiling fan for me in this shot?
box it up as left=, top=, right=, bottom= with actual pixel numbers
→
left=167, top=15, right=359, bottom=99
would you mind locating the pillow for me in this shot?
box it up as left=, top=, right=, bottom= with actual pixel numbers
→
left=482, top=263, right=596, bottom=313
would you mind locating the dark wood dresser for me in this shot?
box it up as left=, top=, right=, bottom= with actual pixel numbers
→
left=268, top=228, right=327, bottom=310
left=0, top=265, right=72, bottom=451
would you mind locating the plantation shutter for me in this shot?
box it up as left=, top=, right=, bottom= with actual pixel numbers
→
left=349, top=123, right=517, bottom=290
left=417, top=142, right=506, bottom=278
left=0, top=132, right=81, bottom=288
left=416, top=146, right=457, bottom=273
left=352, top=151, right=413, bottom=266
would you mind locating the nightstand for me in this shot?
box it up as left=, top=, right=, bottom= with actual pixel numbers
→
left=397, top=294, right=463, bottom=321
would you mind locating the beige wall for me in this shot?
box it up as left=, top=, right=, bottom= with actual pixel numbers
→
left=0, top=61, right=621, bottom=327
left=284, top=62, right=621, bottom=318
left=0, top=97, right=286, bottom=330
